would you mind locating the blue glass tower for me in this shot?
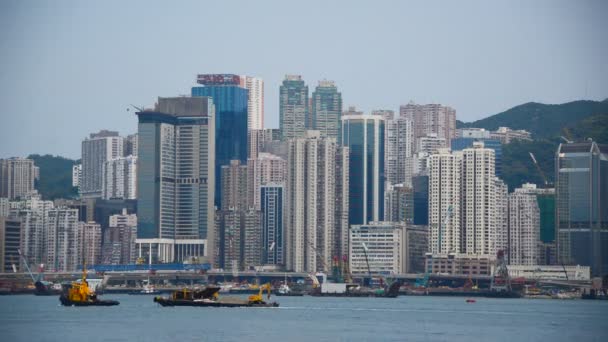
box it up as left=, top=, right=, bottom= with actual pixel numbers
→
left=341, top=114, right=385, bottom=225
left=192, top=74, right=248, bottom=208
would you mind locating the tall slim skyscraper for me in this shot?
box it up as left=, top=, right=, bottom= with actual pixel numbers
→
left=286, top=131, right=349, bottom=272
left=248, top=128, right=281, bottom=160
left=192, top=74, right=248, bottom=208
left=46, top=208, right=80, bottom=272
left=135, top=97, right=215, bottom=264
left=341, top=113, right=384, bottom=226
left=508, top=189, right=540, bottom=265
left=220, top=160, right=248, bottom=211
left=261, top=184, right=284, bottom=265
left=0, top=217, right=22, bottom=272
left=428, top=149, right=462, bottom=255
left=80, top=130, right=124, bottom=198
left=279, top=75, right=308, bottom=140
left=400, top=102, right=456, bottom=151
left=239, top=75, right=264, bottom=130
left=0, top=158, right=36, bottom=200
left=556, top=141, right=608, bottom=276
left=384, top=183, right=414, bottom=224
left=79, top=221, right=102, bottom=266
left=383, top=117, right=413, bottom=187
left=312, top=80, right=342, bottom=141
left=451, top=137, right=503, bottom=177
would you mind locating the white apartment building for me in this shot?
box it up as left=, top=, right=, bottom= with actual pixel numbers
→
left=102, top=156, right=137, bottom=200
left=428, top=142, right=507, bottom=260
left=286, top=131, right=349, bottom=273
left=81, top=131, right=124, bottom=198
left=457, top=128, right=490, bottom=139
left=0, top=158, right=36, bottom=200
left=384, top=117, right=413, bottom=187
left=508, top=189, right=541, bottom=265
left=46, top=208, right=80, bottom=272
left=72, top=164, right=82, bottom=188
left=428, top=148, right=462, bottom=255
left=490, top=127, right=532, bottom=144
left=248, top=128, right=280, bottom=160
left=239, top=75, right=264, bottom=130
left=350, top=222, right=405, bottom=275
left=247, top=152, right=287, bottom=210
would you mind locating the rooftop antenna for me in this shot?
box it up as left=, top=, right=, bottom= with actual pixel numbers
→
left=127, top=104, right=144, bottom=112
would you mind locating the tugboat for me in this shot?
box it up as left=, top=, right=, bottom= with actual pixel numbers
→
left=59, top=263, right=119, bottom=306
left=154, top=283, right=279, bottom=307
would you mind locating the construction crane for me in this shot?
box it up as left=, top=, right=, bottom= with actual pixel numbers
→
left=529, top=152, right=549, bottom=187
left=361, top=242, right=373, bottom=285
left=416, top=206, right=453, bottom=288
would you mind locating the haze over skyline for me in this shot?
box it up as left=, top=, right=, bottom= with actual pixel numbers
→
left=1, top=0, right=607, bottom=159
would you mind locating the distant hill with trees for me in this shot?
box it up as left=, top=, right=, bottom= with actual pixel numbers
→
left=28, top=154, right=78, bottom=200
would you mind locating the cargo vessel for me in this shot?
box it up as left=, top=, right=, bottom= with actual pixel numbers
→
left=154, top=284, right=279, bottom=307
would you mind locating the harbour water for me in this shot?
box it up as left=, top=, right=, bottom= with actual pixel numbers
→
left=1, top=295, right=607, bottom=341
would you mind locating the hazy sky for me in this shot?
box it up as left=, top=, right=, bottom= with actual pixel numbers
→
left=1, top=0, right=606, bottom=159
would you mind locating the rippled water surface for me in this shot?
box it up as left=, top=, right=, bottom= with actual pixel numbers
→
left=1, top=294, right=607, bottom=341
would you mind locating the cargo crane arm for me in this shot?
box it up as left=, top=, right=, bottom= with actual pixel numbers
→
left=361, top=243, right=372, bottom=280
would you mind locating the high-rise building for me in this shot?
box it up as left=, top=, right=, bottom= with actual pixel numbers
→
left=102, top=156, right=137, bottom=200
left=404, top=224, right=429, bottom=273
left=341, top=113, right=384, bottom=226
left=242, top=209, right=263, bottom=269
left=371, top=110, right=395, bottom=121
left=412, top=175, right=429, bottom=226
left=400, top=102, right=456, bottom=151
left=216, top=209, right=242, bottom=271
left=412, top=133, right=446, bottom=176
left=135, top=97, right=215, bottom=264
left=286, top=131, right=349, bottom=272
left=102, top=209, right=137, bottom=265
left=0, top=216, right=22, bottom=272
left=0, top=158, right=36, bottom=200
left=192, top=74, right=248, bottom=208
left=247, top=152, right=287, bottom=210
left=0, top=198, right=9, bottom=217
left=79, top=221, right=102, bottom=266
left=451, top=137, right=503, bottom=177
left=429, top=143, right=507, bottom=259
left=428, top=149, right=462, bottom=255
left=556, top=141, right=608, bottom=276
left=80, top=130, right=124, bottom=198
left=248, top=128, right=280, bottom=160
left=383, top=116, right=413, bottom=187
left=46, top=208, right=80, bottom=272
left=261, top=185, right=284, bottom=265
left=125, top=133, right=139, bottom=157
left=515, top=183, right=556, bottom=244
left=508, top=188, right=540, bottom=265
left=349, top=222, right=405, bottom=275
left=220, top=160, right=248, bottom=211
left=312, top=80, right=342, bottom=141
left=461, top=142, right=503, bottom=256
left=72, top=164, right=82, bottom=188
left=239, top=75, right=264, bottom=130
left=279, top=75, right=308, bottom=140
left=384, top=184, right=414, bottom=224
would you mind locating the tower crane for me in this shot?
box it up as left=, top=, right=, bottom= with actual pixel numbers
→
left=529, top=152, right=550, bottom=187
left=361, top=242, right=373, bottom=285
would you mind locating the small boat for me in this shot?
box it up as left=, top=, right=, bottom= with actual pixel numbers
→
left=275, top=284, right=304, bottom=296
left=59, top=263, right=119, bottom=306
left=466, top=299, right=476, bottom=303
left=154, top=284, right=279, bottom=308
left=128, top=283, right=161, bottom=295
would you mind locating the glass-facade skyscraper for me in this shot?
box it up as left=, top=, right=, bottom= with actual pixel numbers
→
left=556, top=141, right=608, bottom=276
left=279, top=75, right=308, bottom=140
left=341, top=114, right=385, bottom=226
left=136, top=97, right=215, bottom=264
left=312, top=80, right=342, bottom=141
left=192, top=74, right=248, bottom=208
left=261, top=185, right=284, bottom=265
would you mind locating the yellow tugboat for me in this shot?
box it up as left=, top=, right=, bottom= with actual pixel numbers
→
left=59, top=263, right=119, bottom=306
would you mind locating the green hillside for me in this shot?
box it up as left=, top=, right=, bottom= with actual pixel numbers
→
left=460, top=99, right=608, bottom=139
left=28, top=154, right=78, bottom=200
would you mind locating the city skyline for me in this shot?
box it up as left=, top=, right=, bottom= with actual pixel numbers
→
left=2, top=0, right=607, bottom=158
